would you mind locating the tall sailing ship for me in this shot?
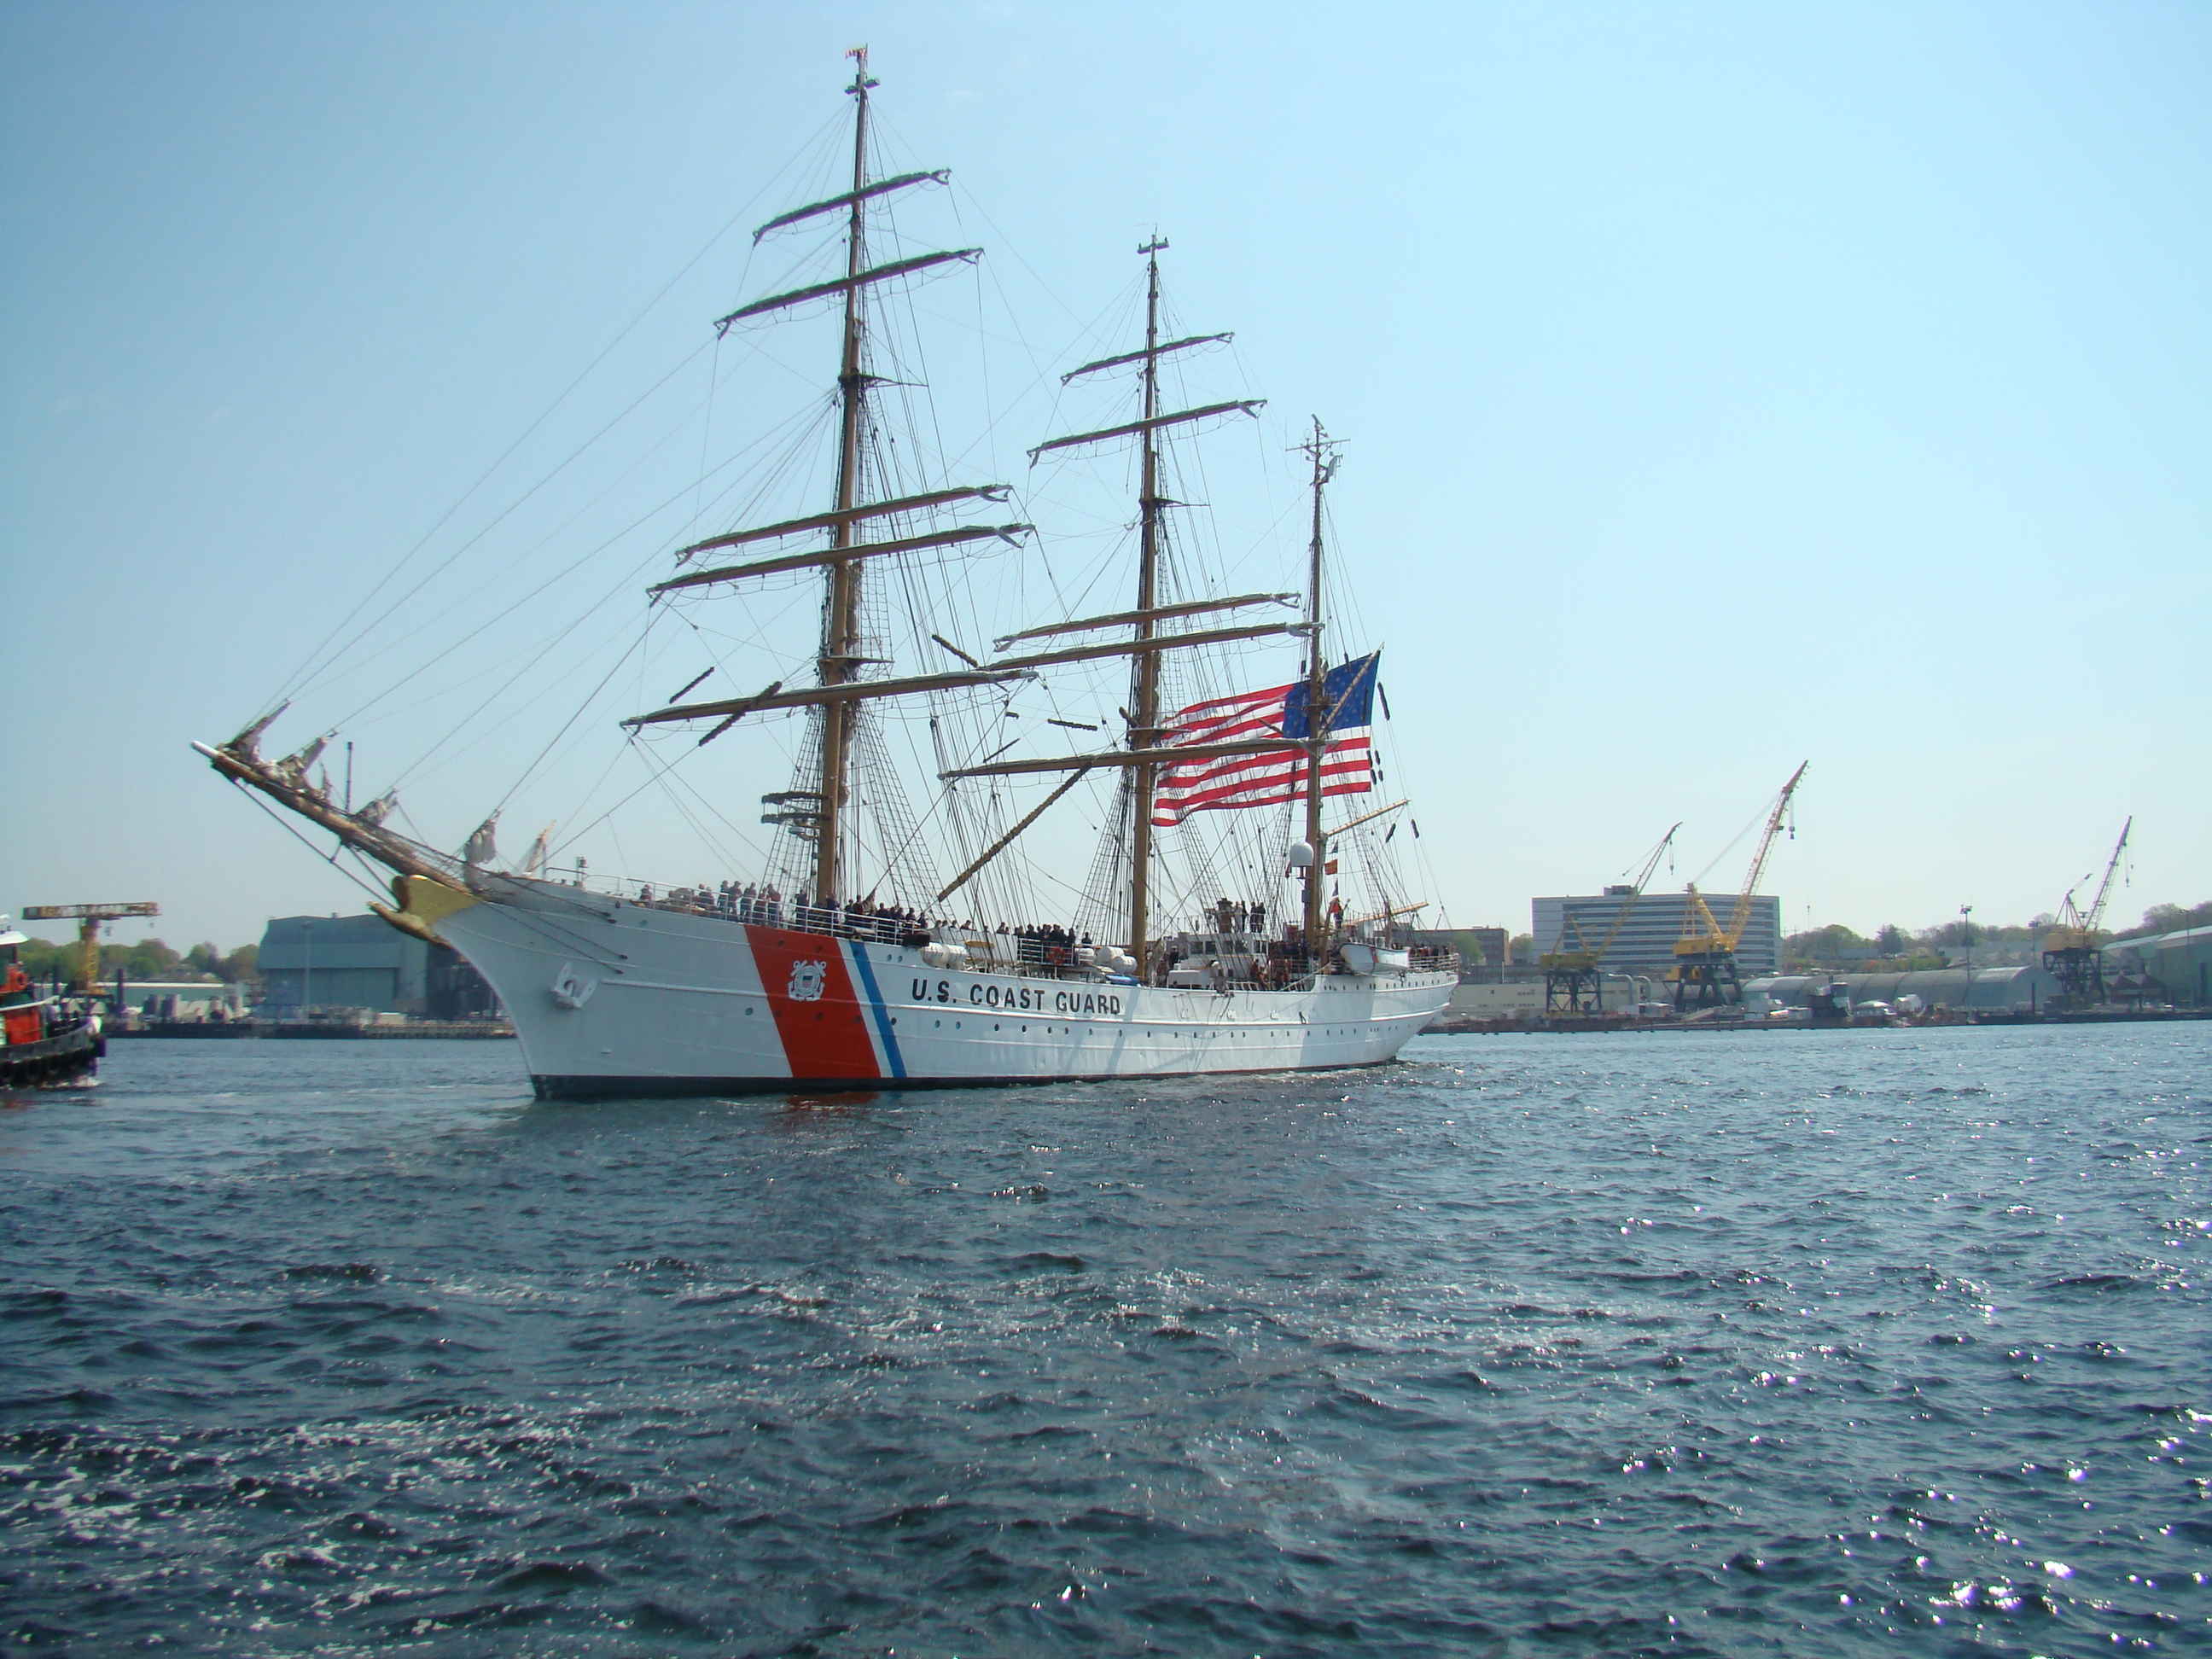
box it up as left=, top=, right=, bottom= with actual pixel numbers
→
left=198, top=54, right=1456, bottom=1097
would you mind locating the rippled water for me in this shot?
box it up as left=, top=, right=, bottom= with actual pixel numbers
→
left=3, top=1026, right=2207, bottom=1655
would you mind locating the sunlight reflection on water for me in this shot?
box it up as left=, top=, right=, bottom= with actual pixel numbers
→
left=2, top=1024, right=2206, bottom=1654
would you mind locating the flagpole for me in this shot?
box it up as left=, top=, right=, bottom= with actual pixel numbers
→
left=1298, top=420, right=1339, bottom=958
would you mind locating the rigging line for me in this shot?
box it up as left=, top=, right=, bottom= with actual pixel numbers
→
left=342, top=626, right=604, bottom=734
left=900, top=296, right=1106, bottom=358
left=661, top=765, right=772, bottom=868
left=382, top=542, right=673, bottom=791
left=550, top=730, right=637, bottom=851
left=339, top=838, right=402, bottom=902
left=388, top=799, right=436, bottom=849
left=890, top=274, right=957, bottom=509
left=686, top=330, right=725, bottom=541
left=339, top=538, right=656, bottom=754
left=354, top=513, right=738, bottom=733
left=289, top=335, right=716, bottom=713
left=334, top=566, right=658, bottom=728
left=333, top=391, right=807, bottom=738
left=229, top=780, right=392, bottom=907
left=391, top=609, right=656, bottom=801
left=324, top=373, right=754, bottom=725
left=649, top=770, right=748, bottom=874
left=682, top=578, right=814, bottom=661
left=870, top=708, right=979, bottom=885
left=490, top=611, right=666, bottom=817
left=937, top=265, right=1136, bottom=479
left=1022, top=857, right=1096, bottom=908
left=261, top=160, right=809, bottom=717
left=555, top=734, right=696, bottom=859
left=888, top=147, right=1081, bottom=340
left=670, top=391, right=844, bottom=571
left=969, top=205, right=995, bottom=477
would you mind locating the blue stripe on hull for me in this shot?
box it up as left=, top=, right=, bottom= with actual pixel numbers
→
left=843, top=943, right=906, bottom=1078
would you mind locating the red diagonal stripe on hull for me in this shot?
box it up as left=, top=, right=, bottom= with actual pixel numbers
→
left=744, top=926, right=882, bottom=1080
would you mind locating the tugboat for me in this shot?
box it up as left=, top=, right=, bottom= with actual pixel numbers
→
left=0, top=917, right=104, bottom=1088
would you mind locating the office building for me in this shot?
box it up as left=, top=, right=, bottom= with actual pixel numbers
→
left=1532, top=890, right=1784, bottom=980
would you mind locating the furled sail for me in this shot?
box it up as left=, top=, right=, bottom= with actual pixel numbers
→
left=463, top=813, right=500, bottom=866
left=993, top=591, right=1295, bottom=651
left=715, top=248, right=981, bottom=335
left=655, top=524, right=1030, bottom=596
left=990, top=620, right=1309, bottom=673
left=625, top=668, right=1035, bottom=731
left=1027, top=399, right=1263, bottom=463
left=752, top=170, right=948, bottom=242
left=675, top=486, right=1011, bottom=560
left=1059, top=332, right=1231, bottom=384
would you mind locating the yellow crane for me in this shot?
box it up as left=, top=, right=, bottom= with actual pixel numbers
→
left=20, top=902, right=160, bottom=996
left=1672, top=762, right=1807, bottom=1012
left=1541, top=823, right=1680, bottom=1016
left=2040, top=818, right=2130, bottom=1010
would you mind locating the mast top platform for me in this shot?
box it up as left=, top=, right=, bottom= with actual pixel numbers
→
left=1296, top=417, right=1345, bottom=483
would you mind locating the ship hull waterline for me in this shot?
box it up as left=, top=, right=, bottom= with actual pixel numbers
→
left=433, top=877, right=1454, bottom=1100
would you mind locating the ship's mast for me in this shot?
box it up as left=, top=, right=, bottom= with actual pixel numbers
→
left=1126, top=237, right=1167, bottom=976
left=981, top=247, right=1266, bottom=950
left=1299, top=419, right=1339, bottom=952
left=816, top=46, right=877, bottom=904
left=208, top=55, right=1035, bottom=906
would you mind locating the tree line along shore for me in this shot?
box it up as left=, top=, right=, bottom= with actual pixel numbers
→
left=16, top=895, right=2208, bottom=992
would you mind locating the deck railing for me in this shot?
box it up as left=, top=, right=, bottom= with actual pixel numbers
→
left=519, top=867, right=1456, bottom=986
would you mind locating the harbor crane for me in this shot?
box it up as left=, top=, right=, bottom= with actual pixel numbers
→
left=1540, top=823, right=1680, bottom=1016
left=20, top=902, right=160, bottom=995
left=1671, top=762, right=1808, bottom=1012
left=2040, top=818, right=2131, bottom=1010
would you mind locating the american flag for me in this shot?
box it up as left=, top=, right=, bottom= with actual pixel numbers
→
left=1150, top=653, right=1377, bottom=828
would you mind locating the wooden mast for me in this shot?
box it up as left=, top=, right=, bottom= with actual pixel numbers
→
left=1299, top=418, right=1340, bottom=953
left=816, top=46, right=876, bottom=905
left=1016, top=247, right=1260, bottom=967
left=1126, top=237, right=1167, bottom=979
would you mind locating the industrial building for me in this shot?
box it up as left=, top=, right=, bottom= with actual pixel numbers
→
left=2100, top=926, right=2212, bottom=1007
left=258, top=914, right=500, bottom=1018
left=1744, top=966, right=2059, bottom=1014
left=1533, top=892, right=1784, bottom=980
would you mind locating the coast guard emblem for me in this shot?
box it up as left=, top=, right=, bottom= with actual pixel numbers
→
left=787, top=960, right=828, bottom=1002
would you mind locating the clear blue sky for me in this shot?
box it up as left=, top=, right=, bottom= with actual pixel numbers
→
left=3, top=1, right=2205, bottom=953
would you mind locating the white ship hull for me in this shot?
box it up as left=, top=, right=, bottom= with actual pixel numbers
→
left=437, top=877, right=1453, bottom=1099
